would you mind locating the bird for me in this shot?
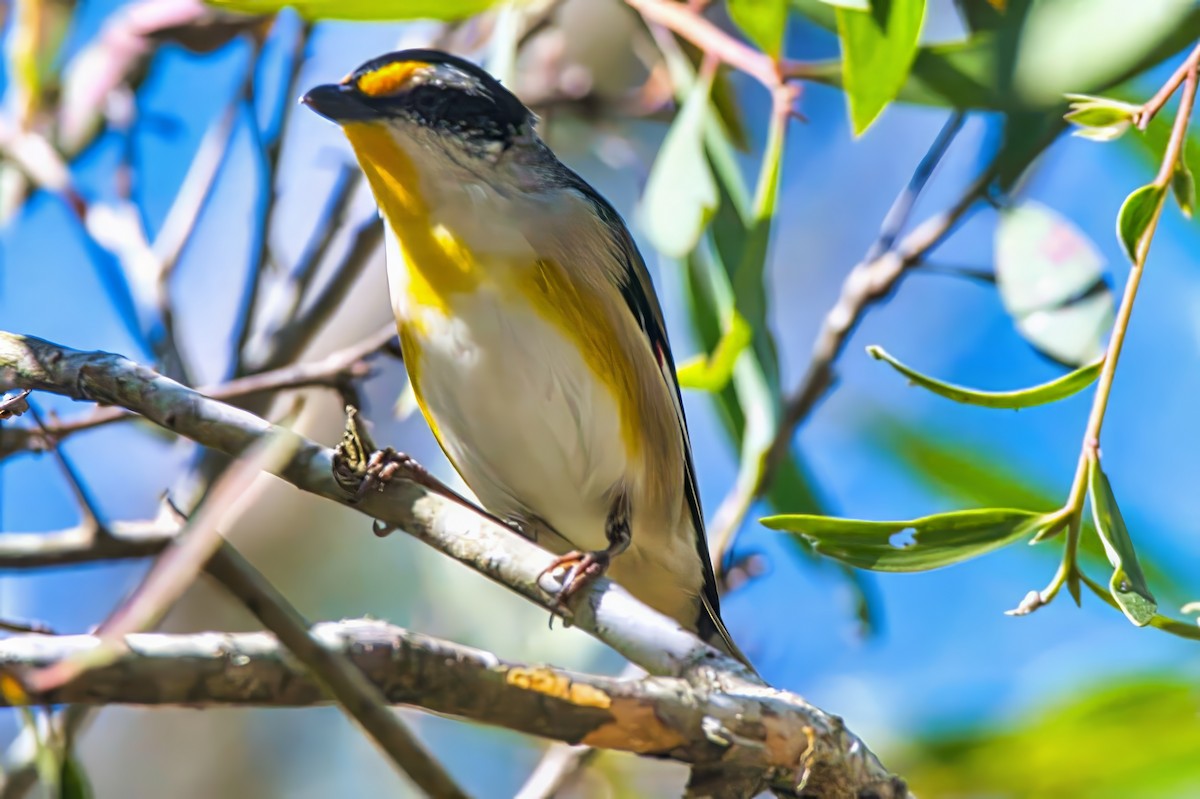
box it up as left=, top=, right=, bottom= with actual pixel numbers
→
left=302, top=48, right=748, bottom=666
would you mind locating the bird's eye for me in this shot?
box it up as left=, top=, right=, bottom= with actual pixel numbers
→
left=407, top=87, right=444, bottom=118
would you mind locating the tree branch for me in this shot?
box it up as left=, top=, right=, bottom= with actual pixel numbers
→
left=0, top=324, right=396, bottom=461
left=0, top=620, right=904, bottom=799
left=0, top=331, right=905, bottom=798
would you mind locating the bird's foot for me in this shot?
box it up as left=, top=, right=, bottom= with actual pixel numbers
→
left=540, top=548, right=614, bottom=614
left=332, top=406, right=456, bottom=536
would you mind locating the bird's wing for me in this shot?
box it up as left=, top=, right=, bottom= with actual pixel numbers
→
left=565, top=177, right=746, bottom=663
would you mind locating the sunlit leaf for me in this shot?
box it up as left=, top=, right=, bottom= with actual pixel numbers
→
left=1171, top=161, right=1195, bottom=218
left=866, top=345, right=1101, bottom=408
left=639, top=64, right=717, bottom=258
left=836, top=0, right=927, bottom=134
left=870, top=415, right=1192, bottom=604
left=1088, top=457, right=1157, bottom=626
left=62, top=757, right=94, bottom=799
left=677, top=313, right=752, bottom=391
left=994, top=201, right=1114, bottom=366
left=204, top=0, right=499, bottom=20
left=1064, top=93, right=1138, bottom=141
left=1009, top=0, right=1200, bottom=109
left=761, top=508, right=1051, bottom=571
left=728, top=0, right=790, bottom=58
left=897, top=680, right=1200, bottom=795
left=1116, top=183, right=1165, bottom=264
left=818, top=0, right=869, bottom=9
left=794, top=1, right=1200, bottom=113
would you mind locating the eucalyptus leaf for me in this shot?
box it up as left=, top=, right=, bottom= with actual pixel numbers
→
left=866, top=345, right=1102, bottom=408
left=1088, top=458, right=1157, bottom=626
left=761, top=508, right=1052, bottom=572
left=677, top=313, right=752, bottom=391
left=995, top=201, right=1114, bottom=366
left=1063, top=93, right=1138, bottom=141
left=1172, top=161, right=1195, bottom=218
left=1116, top=183, right=1166, bottom=264
left=639, top=65, right=718, bottom=258
left=728, top=0, right=790, bottom=58
left=206, top=0, right=499, bottom=19
left=794, top=1, right=1200, bottom=113
left=62, top=757, right=94, bottom=799
left=1010, top=0, right=1199, bottom=109
left=836, top=0, right=927, bottom=134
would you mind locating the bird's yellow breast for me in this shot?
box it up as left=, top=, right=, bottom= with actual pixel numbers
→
left=342, top=122, right=644, bottom=459
left=342, top=123, right=481, bottom=323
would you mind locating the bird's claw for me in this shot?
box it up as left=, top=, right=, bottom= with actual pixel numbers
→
left=541, top=548, right=612, bottom=615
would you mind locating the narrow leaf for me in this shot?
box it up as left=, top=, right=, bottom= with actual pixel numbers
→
left=867, top=346, right=1102, bottom=408
left=639, top=65, right=718, bottom=258
left=1088, top=457, right=1157, bottom=626
left=677, top=313, right=752, bottom=391
left=761, top=508, right=1051, bottom=572
left=205, top=0, right=499, bottom=20
left=1172, top=161, right=1195, bottom=219
left=836, top=0, right=927, bottom=134
left=728, top=0, right=790, bottom=58
left=1116, top=183, right=1165, bottom=264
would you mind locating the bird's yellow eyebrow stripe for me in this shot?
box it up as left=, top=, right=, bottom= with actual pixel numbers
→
left=355, top=61, right=425, bottom=97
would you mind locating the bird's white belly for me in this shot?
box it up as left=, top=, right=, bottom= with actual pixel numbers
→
left=408, top=287, right=626, bottom=553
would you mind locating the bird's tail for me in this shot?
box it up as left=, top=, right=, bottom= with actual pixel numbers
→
left=699, top=594, right=756, bottom=673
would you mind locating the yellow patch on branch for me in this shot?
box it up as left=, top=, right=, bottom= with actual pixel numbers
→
left=505, top=667, right=612, bottom=709
left=581, top=696, right=689, bottom=752
left=355, top=61, right=424, bottom=97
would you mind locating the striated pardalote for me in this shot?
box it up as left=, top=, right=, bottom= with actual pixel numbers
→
left=303, top=49, right=748, bottom=665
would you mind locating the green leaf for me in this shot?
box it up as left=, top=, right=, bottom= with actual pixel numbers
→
left=818, top=0, right=869, bottom=9
left=760, top=508, right=1051, bottom=572
left=639, top=65, right=718, bottom=258
left=728, top=0, right=790, bottom=58
left=1063, top=93, right=1138, bottom=141
left=1008, top=0, right=1200, bottom=110
left=1088, top=457, right=1157, bottom=626
left=994, top=201, right=1114, bottom=366
left=204, top=0, right=499, bottom=20
left=870, top=414, right=1193, bottom=604
left=1116, top=183, right=1165, bottom=264
left=1172, top=161, right=1195, bottom=218
left=62, top=757, right=94, bottom=799
left=677, top=313, right=752, bottom=391
left=795, top=1, right=1200, bottom=112
left=866, top=345, right=1102, bottom=408
left=897, top=679, right=1200, bottom=795
left=836, top=0, right=927, bottom=134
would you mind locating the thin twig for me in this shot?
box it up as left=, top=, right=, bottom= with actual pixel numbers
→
left=626, top=0, right=781, bottom=91
left=22, top=429, right=301, bottom=694
left=1040, top=45, right=1200, bottom=604
left=24, top=401, right=103, bottom=532
left=0, top=325, right=396, bottom=461
left=0, top=331, right=905, bottom=797
left=205, top=547, right=472, bottom=799
left=1136, top=41, right=1200, bottom=129
left=231, top=30, right=310, bottom=374
left=0, top=620, right=909, bottom=797
left=708, top=112, right=973, bottom=568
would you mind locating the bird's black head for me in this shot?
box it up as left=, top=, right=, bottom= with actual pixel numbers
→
left=302, top=49, right=532, bottom=146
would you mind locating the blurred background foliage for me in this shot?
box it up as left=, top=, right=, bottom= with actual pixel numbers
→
left=1, top=0, right=1199, bottom=796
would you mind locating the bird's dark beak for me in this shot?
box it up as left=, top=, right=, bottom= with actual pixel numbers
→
left=301, top=83, right=375, bottom=123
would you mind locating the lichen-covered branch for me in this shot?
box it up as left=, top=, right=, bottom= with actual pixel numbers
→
left=0, top=620, right=903, bottom=798
left=0, top=331, right=906, bottom=798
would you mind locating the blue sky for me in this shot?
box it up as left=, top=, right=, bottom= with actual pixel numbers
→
left=2, top=3, right=1199, bottom=795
